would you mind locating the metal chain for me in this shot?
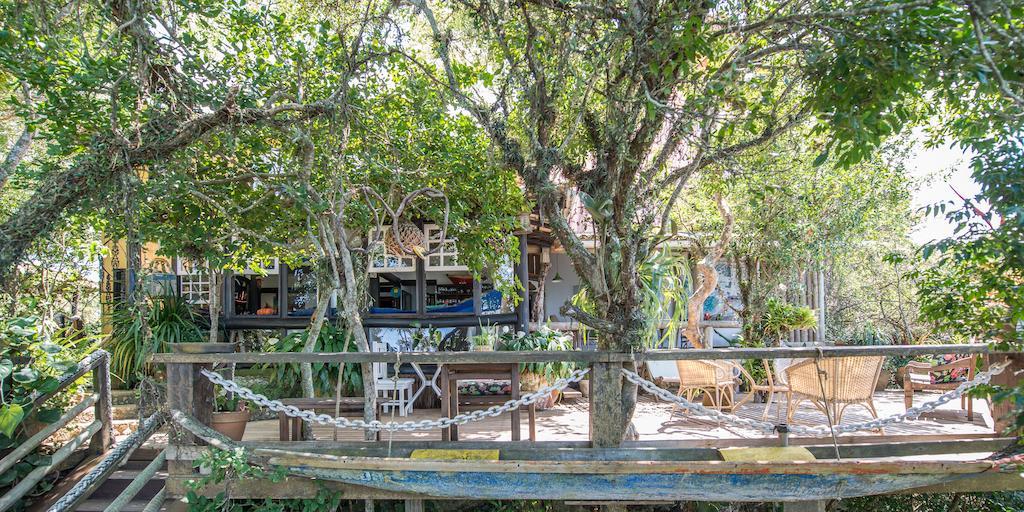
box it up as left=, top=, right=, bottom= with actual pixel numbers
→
left=623, top=360, right=1011, bottom=436
left=621, top=368, right=779, bottom=433
left=201, top=367, right=590, bottom=432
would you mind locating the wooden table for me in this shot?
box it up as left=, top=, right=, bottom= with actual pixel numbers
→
left=440, top=363, right=536, bottom=441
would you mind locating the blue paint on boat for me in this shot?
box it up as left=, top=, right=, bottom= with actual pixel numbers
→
left=284, top=466, right=971, bottom=501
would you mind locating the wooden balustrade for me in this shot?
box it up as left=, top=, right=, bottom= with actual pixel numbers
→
left=0, top=351, right=113, bottom=512
left=151, top=344, right=1023, bottom=503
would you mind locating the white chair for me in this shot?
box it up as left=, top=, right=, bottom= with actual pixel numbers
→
left=372, top=341, right=416, bottom=416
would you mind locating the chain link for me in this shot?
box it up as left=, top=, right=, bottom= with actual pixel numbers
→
left=201, top=367, right=590, bottom=432
left=621, top=368, right=779, bottom=433
left=204, top=359, right=1007, bottom=436
left=623, top=360, right=1010, bottom=436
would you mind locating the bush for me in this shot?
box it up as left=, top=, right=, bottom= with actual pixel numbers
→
left=497, top=325, right=574, bottom=381
left=0, top=316, right=96, bottom=500
left=261, top=323, right=363, bottom=397
left=105, top=294, right=205, bottom=387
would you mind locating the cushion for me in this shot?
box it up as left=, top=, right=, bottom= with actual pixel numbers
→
left=928, top=354, right=970, bottom=384
left=458, top=379, right=512, bottom=396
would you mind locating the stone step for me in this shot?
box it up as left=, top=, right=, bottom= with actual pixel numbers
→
left=111, top=389, right=138, bottom=406
left=112, top=403, right=138, bottom=420
left=560, top=389, right=583, bottom=401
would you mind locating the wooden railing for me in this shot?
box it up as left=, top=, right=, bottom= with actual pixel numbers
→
left=151, top=344, right=1023, bottom=502
left=0, top=350, right=112, bottom=512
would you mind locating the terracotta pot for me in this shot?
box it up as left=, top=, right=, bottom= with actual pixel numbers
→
left=211, top=410, right=250, bottom=441
left=169, top=342, right=238, bottom=354
left=875, top=369, right=893, bottom=392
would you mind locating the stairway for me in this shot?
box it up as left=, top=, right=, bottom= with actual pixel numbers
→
left=68, top=447, right=167, bottom=512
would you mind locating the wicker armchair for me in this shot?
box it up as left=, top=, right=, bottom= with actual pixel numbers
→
left=671, top=360, right=738, bottom=418
left=785, top=356, right=884, bottom=425
left=903, top=355, right=976, bottom=420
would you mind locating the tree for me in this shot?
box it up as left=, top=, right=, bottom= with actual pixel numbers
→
left=676, top=132, right=916, bottom=344
left=0, top=0, right=357, bottom=283
left=405, top=0, right=963, bottom=443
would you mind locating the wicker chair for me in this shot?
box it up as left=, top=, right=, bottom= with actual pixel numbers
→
left=670, top=360, right=738, bottom=418
left=785, top=356, right=884, bottom=425
left=734, top=360, right=791, bottom=421
left=903, top=355, right=976, bottom=420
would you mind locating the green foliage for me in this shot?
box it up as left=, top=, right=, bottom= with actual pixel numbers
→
left=0, top=316, right=93, bottom=499
left=497, top=326, right=574, bottom=380
left=262, top=324, right=362, bottom=397
left=105, top=294, right=205, bottom=386
left=758, top=298, right=817, bottom=346
left=837, top=492, right=1024, bottom=512
left=184, top=447, right=343, bottom=512
left=571, top=248, right=691, bottom=349
left=733, top=335, right=768, bottom=392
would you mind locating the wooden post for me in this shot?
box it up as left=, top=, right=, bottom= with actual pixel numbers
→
left=589, top=361, right=625, bottom=448
left=517, top=234, right=529, bottom=333
left=89, top=354, right=112, bottom=455
left=990, top=353, right=1024, bottom=433
left=166, top=361, right=214, bottom=494
left=784, top=501, right=826, bottom=512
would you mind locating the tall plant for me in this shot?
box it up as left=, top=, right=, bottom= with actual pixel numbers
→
left=106, top=294, right=204, bottom=386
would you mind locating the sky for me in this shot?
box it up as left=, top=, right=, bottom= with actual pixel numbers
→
left=906, top=134, right=981, bottom=246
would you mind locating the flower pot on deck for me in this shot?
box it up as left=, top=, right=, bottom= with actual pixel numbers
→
left=521, top=373, right=560, bottom=409
left=211, top=410, right=250, bottom=441
left=875, top=369, right=893, bottom=392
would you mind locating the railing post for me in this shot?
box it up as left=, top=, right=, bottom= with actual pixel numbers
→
left=991, top=353, right=1024, bottom=433
left=166, top=360, right=214, bottom=496
left=589, top=360, right=625, bottom=448
left=89, top=352, right=113, bottom=455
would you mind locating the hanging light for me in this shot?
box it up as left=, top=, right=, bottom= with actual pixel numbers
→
left=551, top=250, right=563, bottom=283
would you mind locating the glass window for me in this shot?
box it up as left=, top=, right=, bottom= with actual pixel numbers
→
left=286, top=266, right=318, bottom=314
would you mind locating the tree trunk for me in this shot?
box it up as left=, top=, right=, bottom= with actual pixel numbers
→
left=684, top=193, right=733, bottom=348
left=300, top=286, right=333, bottom=398
left=207, top=267, right=222, bottom=344
left=531, top=261, right=550, bottom=322
left=337, top=240, right=377, bottom=441
left=684, top=260, right=717, bottom=348
left=0, top=127, right=34, bottom=191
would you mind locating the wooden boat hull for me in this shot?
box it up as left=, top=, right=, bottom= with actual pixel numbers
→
left=280, top=466, right=975, bottom=501
left=263, top=450, right=991, bottom=502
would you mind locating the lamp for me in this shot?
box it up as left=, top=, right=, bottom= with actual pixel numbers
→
left=551, top=253, right=563, bottom=283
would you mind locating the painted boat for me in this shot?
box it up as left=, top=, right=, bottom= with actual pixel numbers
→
left=258, top=448, right=996, bottom=502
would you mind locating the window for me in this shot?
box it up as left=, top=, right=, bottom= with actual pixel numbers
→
left=179, top=275, right=210, bottom=305
left=424, top=224, right=464, bottom=271
left=177, top=259, right=210, bottom=305
left=368, top=230, right=416, bottom=273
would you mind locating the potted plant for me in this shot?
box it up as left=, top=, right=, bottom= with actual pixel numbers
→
left=759, top=297, right=818, bottom=346
left=498, top=325, right=573, bottom=409
left=212, top=390, right=250, bottom=441
left=469, top=325, right=500, bottom=352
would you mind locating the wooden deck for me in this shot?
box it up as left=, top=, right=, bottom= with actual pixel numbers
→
left=228, top=390, right=992, bottom=443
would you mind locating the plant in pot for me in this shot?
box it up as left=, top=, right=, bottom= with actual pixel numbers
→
left=497, top=325, right=573, bottom=409
left=469, top=324, right=501, bottom=352
left=212, top=390, right=250, bottom=441
left=107, top=294, right=210, bottom=386
left=759, top=297, right=818, bottom=346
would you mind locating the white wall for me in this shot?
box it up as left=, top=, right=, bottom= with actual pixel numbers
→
left=541, top=252, right=581, bottom=322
